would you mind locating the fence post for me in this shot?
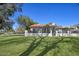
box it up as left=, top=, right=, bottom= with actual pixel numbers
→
left=25, top=30, right=28, bottom=36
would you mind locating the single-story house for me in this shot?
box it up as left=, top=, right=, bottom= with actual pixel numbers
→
left=25, top=23, right=79, bottom=37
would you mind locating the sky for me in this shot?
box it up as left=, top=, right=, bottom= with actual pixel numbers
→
left=11, top=3, right=79, bottom=30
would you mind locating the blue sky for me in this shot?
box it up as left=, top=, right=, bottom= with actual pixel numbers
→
left=11, top=3, right=79, bottom=30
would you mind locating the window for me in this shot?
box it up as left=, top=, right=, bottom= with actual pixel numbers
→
left=71, top=30, right=79, bottom=33
left=62, top=30, right=68, bottom=33
left=42, top=27, right=50, bottom=33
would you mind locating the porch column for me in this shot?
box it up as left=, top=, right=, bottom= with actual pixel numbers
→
left=48, top=28, right=52, bottom=37
left=59, top=29, right=63, bottom=36
left=67, top=30, right=70, bottom=36
left=56, top=30, right=58, bottom=36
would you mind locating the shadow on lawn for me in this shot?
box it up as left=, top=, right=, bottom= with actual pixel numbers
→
left=37, top=37, right=64, bottom=56
left=20, top=36, right=64, bottom=56
left=0, top=37, right=26, bottom=46
left=20, top=37, right=45, bottom=56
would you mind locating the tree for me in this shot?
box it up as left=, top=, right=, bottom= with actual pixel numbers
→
left=72, top=24, right=79, bottom=29
left=17, top=15, right=38, bottom=31
left=16, top=26, right=25, bottom=32
left=0, top=3, right=22, bottom=31
left=0, top=16, right=3, bottom=29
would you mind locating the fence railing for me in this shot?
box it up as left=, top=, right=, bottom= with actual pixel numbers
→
left=56, top=33, right=79, bottom=37
left=25, top=33, right=51, bottom=37
left=0, top=32, right=24, bottom=36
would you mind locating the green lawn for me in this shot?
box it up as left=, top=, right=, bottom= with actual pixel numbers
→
left=0, top=35, right=79, bottom=56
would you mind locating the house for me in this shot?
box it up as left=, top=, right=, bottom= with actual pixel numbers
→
left=25, top=23, right=79, bottom=37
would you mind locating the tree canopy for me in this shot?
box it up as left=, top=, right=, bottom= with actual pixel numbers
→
left=0, top=3, right=22, bottom=31
left=17, top=15, right=38, bottom=31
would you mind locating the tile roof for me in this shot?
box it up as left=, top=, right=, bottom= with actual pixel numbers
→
left=30, top=24, right=45, bottom=28
left=30, top=23, right=57, bottom=28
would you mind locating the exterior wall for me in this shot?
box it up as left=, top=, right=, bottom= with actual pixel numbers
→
left=55, top=29, right=70, bottom=37
left=25, top=29, right=79, bottom=37
left=25, top=30, right=53, bottom=37
left=55, top=29, right=79, bottom=37
left=25, top=26, right=53, bottom=37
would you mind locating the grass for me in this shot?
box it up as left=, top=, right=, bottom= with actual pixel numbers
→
left=0, top=35, right=79, bottom=56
